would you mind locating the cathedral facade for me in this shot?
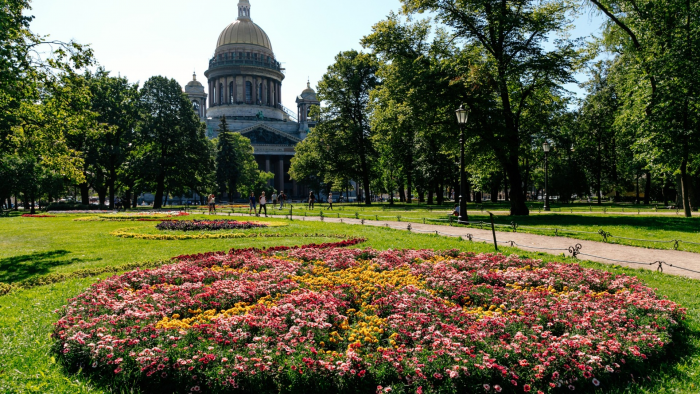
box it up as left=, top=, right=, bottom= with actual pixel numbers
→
left=184, top=0, right=318, bottom=199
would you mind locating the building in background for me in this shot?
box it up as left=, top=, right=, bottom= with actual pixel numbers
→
left=184, top=0, right=319, bottom=200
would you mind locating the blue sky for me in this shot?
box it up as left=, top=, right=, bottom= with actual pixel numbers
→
left=29, top=0, right=605, bottom=108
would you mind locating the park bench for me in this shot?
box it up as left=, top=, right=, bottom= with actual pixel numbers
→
left=0, top=209, right=11, bottom=217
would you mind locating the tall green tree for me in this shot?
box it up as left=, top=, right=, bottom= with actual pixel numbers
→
left=85, top=68, right=139, bottom=208
left=402, top=0, right=580, bottom=215
left=215, top=117, right=240, bottom=198
left=316, top=50, right=379, bottom=205
left=588, top=0, right=700, bottom=216
left=136, top=76, right=209, bottom=209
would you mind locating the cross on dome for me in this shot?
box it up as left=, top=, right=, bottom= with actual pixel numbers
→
left=238, top=0, right=251, bottom=20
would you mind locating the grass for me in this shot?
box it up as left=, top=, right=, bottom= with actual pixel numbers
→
left=0, top=214, right=699, bottom=393
left=180, top=203, right=700, bottom=253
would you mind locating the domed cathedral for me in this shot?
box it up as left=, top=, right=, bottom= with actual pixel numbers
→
left=184, top=0, right=319, bottom=199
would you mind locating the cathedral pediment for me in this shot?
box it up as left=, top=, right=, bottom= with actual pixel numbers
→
left=239, top=124, right=301, bottom=146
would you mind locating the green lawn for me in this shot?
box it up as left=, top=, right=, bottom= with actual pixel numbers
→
left=178, top=203, right=700, bottom=253
left=0, top=214, right=699, bottom=393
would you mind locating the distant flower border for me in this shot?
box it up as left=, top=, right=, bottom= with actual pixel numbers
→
left=111, top=228, right=337, bottom=241
left=21, top=214, right=57, bottom=218
left=74, top=212, right=190, bottom=222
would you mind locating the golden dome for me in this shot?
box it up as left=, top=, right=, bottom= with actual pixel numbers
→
left=216, top=20, right=273, bottom=52
left=216, top=0, right=273, bottom=53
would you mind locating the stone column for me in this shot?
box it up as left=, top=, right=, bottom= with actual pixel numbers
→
left=265, top=156, right=272, bottom=186
left=279, top=157, right=285, bottom=193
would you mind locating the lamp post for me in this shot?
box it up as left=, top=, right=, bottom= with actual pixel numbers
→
left=455, top=104, right=470, bottom=222
left=543, top=141, right=551, bottom=211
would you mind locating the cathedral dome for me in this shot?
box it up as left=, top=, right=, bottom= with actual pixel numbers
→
left=216, top=20, right=273, bottom=52
left=216, top=0, right=273, bottom=54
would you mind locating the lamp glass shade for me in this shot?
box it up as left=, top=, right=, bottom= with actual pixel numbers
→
left=455, top=105, right=470, bottom=125
left=543, top=141, right=550, bottom=153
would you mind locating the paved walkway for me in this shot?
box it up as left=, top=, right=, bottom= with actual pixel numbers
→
left=223, top=212, right=700, bottom=280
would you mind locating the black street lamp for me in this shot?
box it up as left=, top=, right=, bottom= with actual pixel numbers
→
left=543, top=141, right=551, bottom=212
left=455, top=104, right=470, bottom=223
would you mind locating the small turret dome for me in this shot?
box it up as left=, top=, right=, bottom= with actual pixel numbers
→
left=300, top=81, right=317, bottom=100
left=185, top=72, right=205, bottom=94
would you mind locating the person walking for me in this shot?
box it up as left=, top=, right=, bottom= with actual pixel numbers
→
left=248, top=192, right=256, bottom=214
left=271, top=191, right=278, bottom=207
left=208, top=194, right=216, bottom=214
left=258, top=191, right=267, bottom=217
left=278, top=191, right=285, bottom=209
left=327, top=192, right=333, bottom=210
left=308, top=192, right=315, bottom=209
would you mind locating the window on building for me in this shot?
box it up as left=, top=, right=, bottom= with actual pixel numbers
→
left=257, top=83, right=262, bottom=104
left=245, top=81, right=252, bottom=104
left=212, top=87, right=216, bottom=105
left=193, top=101, right=200, bottom=112
left=229, top=82, right=234, bottom=103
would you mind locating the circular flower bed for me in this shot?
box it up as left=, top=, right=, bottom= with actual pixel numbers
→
left=156, top=220, right=268, bottom=232
left=54, top=247, right=684, bottom=394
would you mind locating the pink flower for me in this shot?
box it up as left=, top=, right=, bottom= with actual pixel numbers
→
left=592, top=378, right=600, bottom=386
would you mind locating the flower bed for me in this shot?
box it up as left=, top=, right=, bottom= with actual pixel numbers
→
left=21, top=214, right=57, bottom=218
left=54, top=247, right=684, bottom=394
left=156, top=220, right=268, bottom=232
left=74, top=212, right=190, bottom=222
left=111, top=228, right=338, bottom=241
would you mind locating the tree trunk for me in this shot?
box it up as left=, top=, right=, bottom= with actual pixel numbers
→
left=153, top=172, right=166, bottom=209
left=635, top=173, right=640, bottom=204
left=108, top=168, right=116, bottom=210
left=80, top=182, right=90, bottom=206
left=30, top=191, right=36, bottom=214
left=436, top=183, right=444, bottom=205
left=125, top=189, right=132, bottom=209
left=417, top=186, right=425, bottom=203
left=427, top=182, right=434, bottom=205
left=490, top=176, right=499, bottom=203
left=406, top=170, right=412, bottom=204
left=13, top=195, right=18, bottom=211
left=680, top=158, right=692, bottom=217
left=644, top=171, right=651, bottom=205
left=505, top=161, right=529, bottom=216
left=398, top=185, right=406, bottom=203
left=503, top=171, right=509, bottom=202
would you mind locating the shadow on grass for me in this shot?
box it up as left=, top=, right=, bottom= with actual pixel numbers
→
left=464, top=213, right=700, bottom=234
left=0, top=250, right=95, bottom=283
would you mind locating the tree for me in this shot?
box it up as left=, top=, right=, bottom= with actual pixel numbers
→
left=136, top=76, right=209, bottom=209
left=587, top=0, right=700, bottom=215
left=215, top=117, right=240, bottom=199
left=402, top=0, right=580, bottom=215
left=316, top=50, right=379, bottom=205
left=85, top=68, right=139, bottom=208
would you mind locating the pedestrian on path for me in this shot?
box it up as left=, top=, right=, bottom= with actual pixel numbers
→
left=308, top=192, right=315, bottom=209
left=279, top=191, right=285, bottom=209
left=208, top=194, right=216, bottom=214
left=327, top=192, right=333, bottom=210
left=248, top=192, right=256, bottom=214
left=258, top=192, right=267, bottom=217
left=272, top=192, right=278, bottom=206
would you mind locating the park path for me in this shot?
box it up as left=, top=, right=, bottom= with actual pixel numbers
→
left=220, top=211, right=700, bottom=280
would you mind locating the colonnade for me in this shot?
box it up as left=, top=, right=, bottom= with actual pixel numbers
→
left=209, top=76, right=281, bottom=108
